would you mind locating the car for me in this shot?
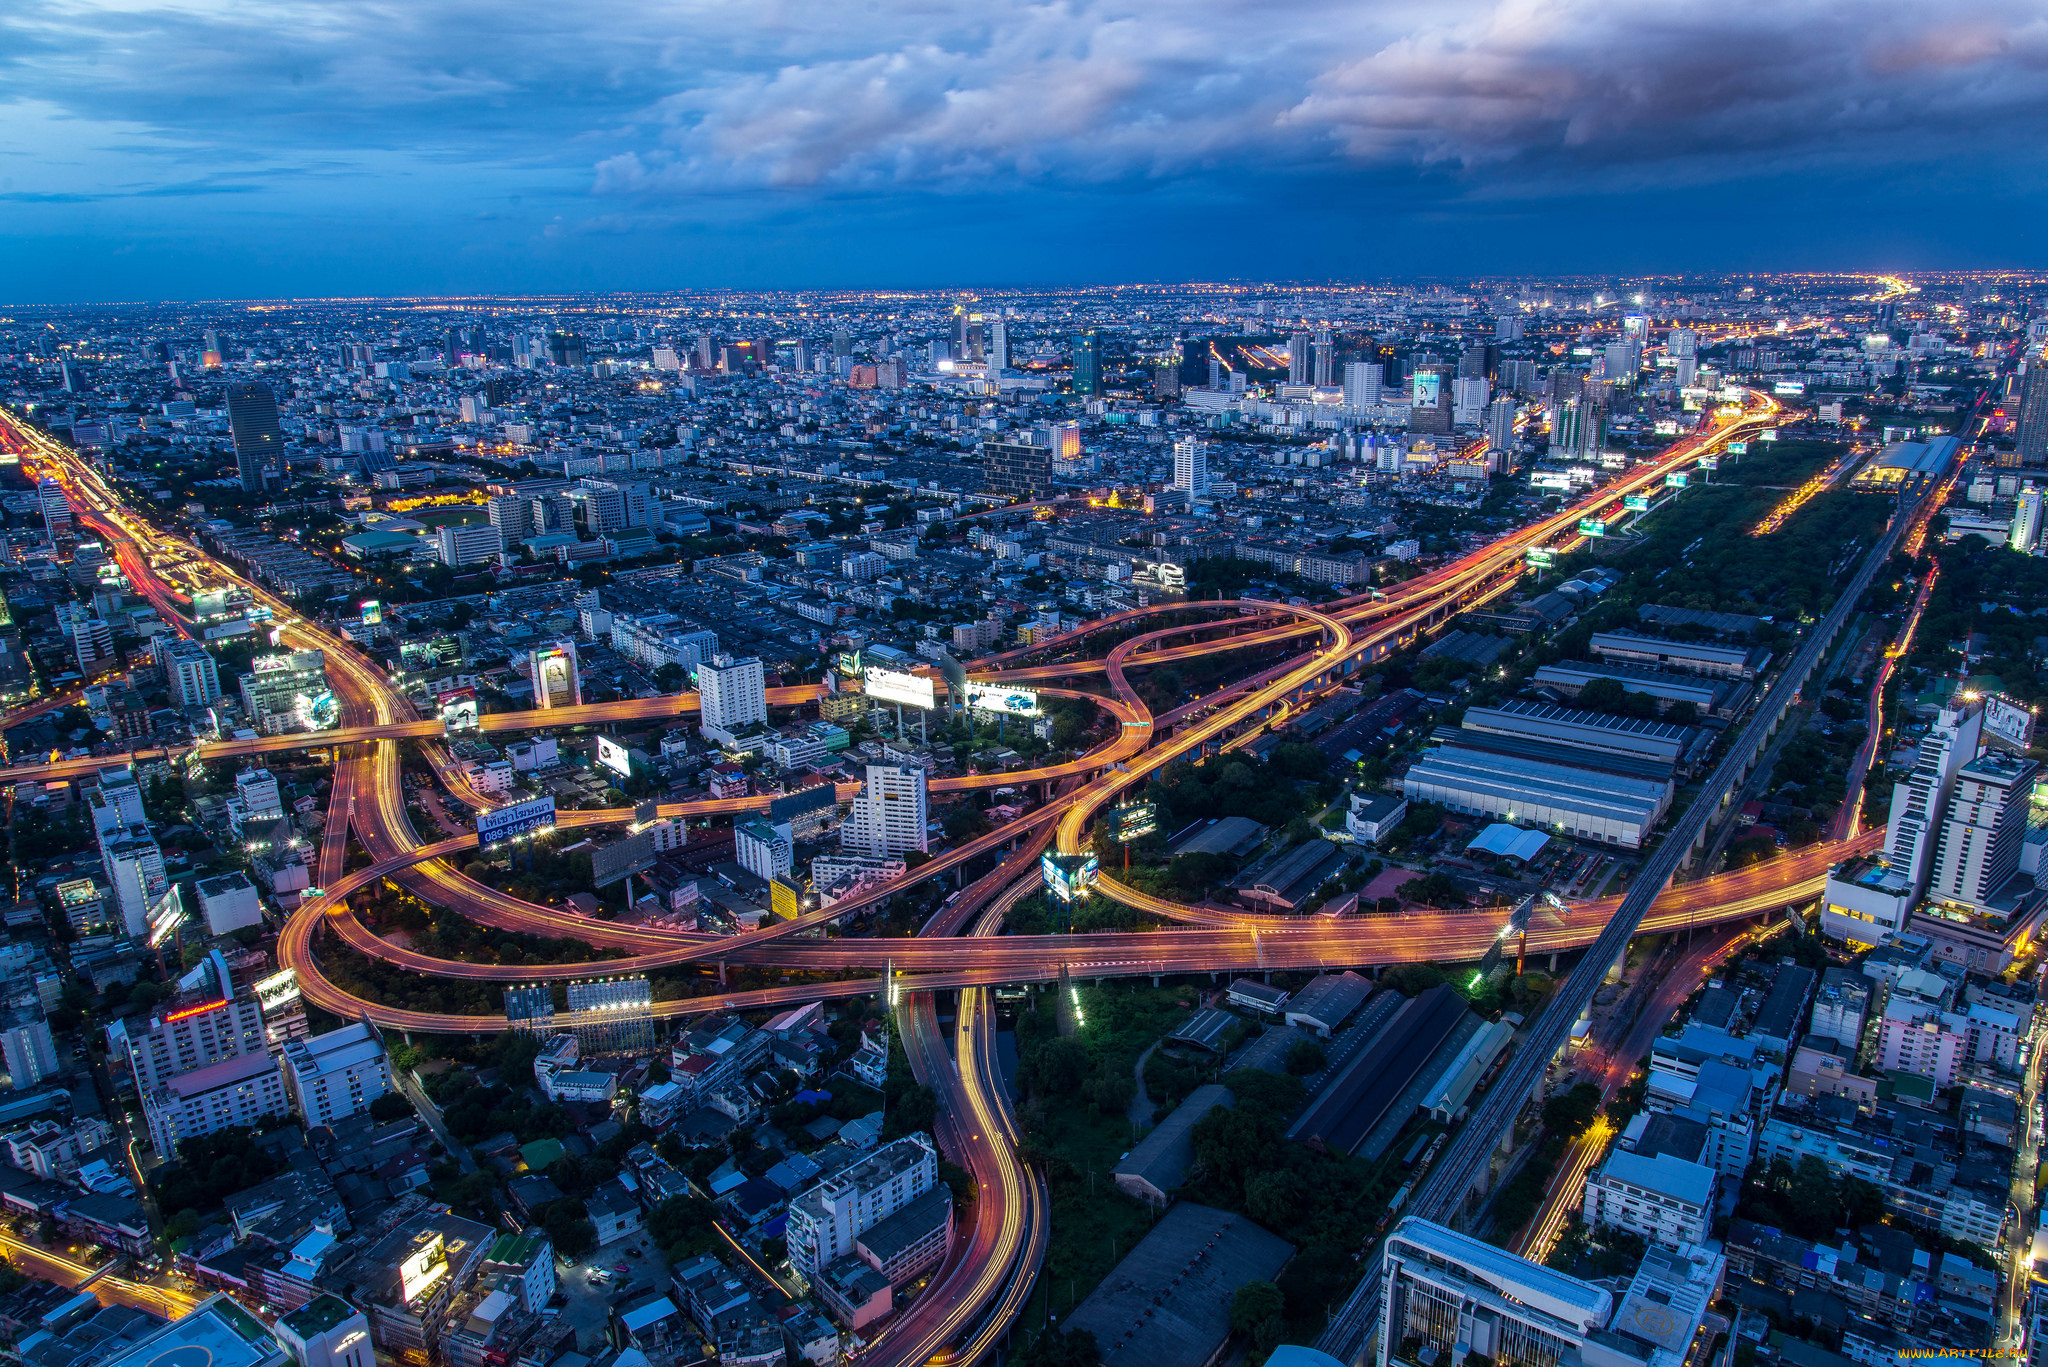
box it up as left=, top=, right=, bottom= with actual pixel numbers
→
left=613, top=1263, right=631, bottom=1273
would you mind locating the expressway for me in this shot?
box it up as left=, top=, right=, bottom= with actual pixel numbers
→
left=0, top=394, right=1802, bottom=1363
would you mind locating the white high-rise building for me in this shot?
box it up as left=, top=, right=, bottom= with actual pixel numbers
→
left=163, top=640, right=222, bottom=707
left=0, top=1017, right=60, bottom=1091
left=785, top=1134, right=940, bottom=1282
left=1343, top=361, right=1383, bottom=408
left=1928, top=752, right=2039, bottom=911
left=1172, top=438, right=1209, bottom=497
left=1485, top=397, right=1517, bottom=455
left=280, top=1023, right=392, bottom=1128
left=1886, top=697, right=1984, bottom=894
left=436, top=522, right=502, bottom=567
left=988, top=316, right=1009, bottom=371
left=38, top=479, right=70, bottom=543
left=736, top=818, right=795, bottom=882
left=841, top=764, right=929, bottom=856
left=1453, top=375, right=1491, bottom=425
left=104, top=835, right=166, bottom=938
left=1668, top=328, right=1699, bottom=358
left=698, top=654, right=768, bottom=745
left=2012, top=488, right=2044, bottom=553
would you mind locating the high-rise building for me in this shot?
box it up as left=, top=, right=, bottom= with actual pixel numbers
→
left=988, top=316, right=1009, bottom=371
left=1485, top=397, right=1518, bottom=456
left=698, top=654, right=768, bottom=744
left=239, top=649, right=330, bottom=734
left=982, top=437, right=1054, bottom=499
left=1071, top=332, right=1101, bottom=396
left=1288, top=331, right=1312, bottom=385
left=1407, top=364, right=1454, bottom=436
left=2014, top=364, right=2048, bottom=464
left=72, top=617, right=114, bottom=674
left=226, top=381, right=284, bottom=493
left=436, top=523, right=502, bottom=567
left=2014, top=489, right=2044, bottom=553
left=280, top=1022, right=392, bottom=1128
left=162, top=639, right=222, bottom=708
left=1343, top=361, right=1383, bottom=409
left=1453, top=375, right=1491, bottom=425
left=736, top=818, right=795, bottom=882
left=275, top=1295, right=375, bottom=1367
left=1886, top=696, right=1984, bottom=894
left=1927, top=751, right=2039, bottom=911
left=831, top=328, right=852, bottom=359
left=529, top=640, right=581, bottom=710
left=1668, top=328, right=1699, bottom=358
left=841, top=764, right=929, bottom=856
left=1172, top=438, right=1209, bottom=497
left=37, top=479, right=69, bottom=543
left=0, top=1015, right=60, bottom=1091
left=1313, top=329, right=1335, bottom=387
left=786, top=1134, right=942, bottom=1282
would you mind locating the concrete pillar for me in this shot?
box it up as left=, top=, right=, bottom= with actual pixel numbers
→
left=1548, top=952, right=1558, bottom=972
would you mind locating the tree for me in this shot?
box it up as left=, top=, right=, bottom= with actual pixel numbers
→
left=1576, top=677, right=1627, bottom=713
left=1245, top=1171, right=1305, bottom=1227
left=1285, top=1039, right=1327, bottom=1076
left=1025, top=1037, right=1090, bottom=1097
left=1021, top=1329, right=1103, bottom=1367
left=370, top=1092, right=415, bottom=1122
left=1541, top=1082, right=1602, bottom=1139
left=1231, top=1280, right=1287, bottom=1352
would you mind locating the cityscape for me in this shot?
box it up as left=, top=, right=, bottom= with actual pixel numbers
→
left=0, top=268, right=2041, bottom=1367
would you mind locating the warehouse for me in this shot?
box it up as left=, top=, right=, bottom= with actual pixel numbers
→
left=1287, top=984, right=1471, bottom=1157
left=1589, top=629, right=1773, bottom=680
left=1531, top=660, right=1748, bottom=717
left=1424, top=726, right=1677, bottom=789
left=1400, top=744, right=1670, bottom=848
left=1064, top=1203, right=1295, bottom=1367
left=1462, top=699, right=1712, bottom=772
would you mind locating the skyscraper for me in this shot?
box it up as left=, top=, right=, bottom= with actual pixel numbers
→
left=1927, top=751, right=2038, bottom=911
left=1485, top=397, right=1517, bottom=456
left=226, top=381, right=283, bottom=493
left=1407, top=364, right=1454, bottom=436
left=529, top=640, right=581, bottom=710
left=698, top=654, right=768, bottom=744
left=983, top=437, right=1054, bottom=499
left=2013, top=488, right=2044, bottom=553
left=841, top=764, right=929, bottom=856
left=1071, top=332, right=1102, bottom=396
left=2016, top=364, right=2048, bottom=464
left=1343, top=361, right=1383, bottom=409
left=988, top=315, right=1009, bottom=371
left=1313, top=329, right=1335, bottom=387
left=1172, top=438, right=1209, bottom=497
left=37, top=478, right=69, bottom=544
left=1288, top=331, right=1311, bottom=385
left=1886, top=696, right=1984, bottom=894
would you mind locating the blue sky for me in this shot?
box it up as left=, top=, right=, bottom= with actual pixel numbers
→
left=2, top=0, right=2045, bottom=301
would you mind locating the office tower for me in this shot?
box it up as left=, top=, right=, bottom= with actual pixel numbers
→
left=1576, top=398, right=1607, bottom=458
left=279, top=1022, right=391, bottom=1128
left=2014, top=489, right=2044, bottom=553
left=841, top=764, right=929, bottom=856
left=1151, top=362, right=1180, bottom=401
left=577, top=477, right=650, bottom=531
left=1407, top=364, right=1454, bottom=435
left=38, top=478, right=70, bottom=543
left=1343, top=361, right=1383, bottom=408
left=1072, top=332, right=1102, bottom=396
left=203, top=328, right=223, bottom=356
left=1173, top=438, right=1210, bottom=497
left=1495, top=317, right=1526, bottom=341
left=954, top=310, right=984, bottom=364
left=1502, top=358, right=1539, bottom=394
left=1928, top=752, right=2039, bottom=911
left=1288, top=331, right=1311, bottom=385
left=1453, top=375, right=1491, bottom=425
left=529, top=640, right=581, bottom=710
left=163, top=639, right=222, bottom=707
left=982, top=437, right=1054, bottom=499
left=436, top=523, right=502, bottom=567
left=443, top=329, right=463, bottom=365
left=1485, top=397, right=1517, bottom=455
left=1313, top=329, right=1335, bottom=387
left=71, top=617, right=114, bottom=674
left=786, top=1134, right=942, bottom=1283
left=239, top=649, right=330, bottom=734
left=488, top=494, right=534, bottom=547
left=651, top=346, right=680, bottom=373
left=1603, top=341, right=1640, bottom=383
left=832, top=328, right=852, bottom=358
left=103, top=834, right=166, bottom=938
left=698, top=654, right=768, bottom=743
left=1887, top=696, right=1984, bottom=894
left=1458, top=346, right=1487, bottom=380
left=0, top=1016, right=59, bottom=1091
left=59, top=361, right=78, bottom=393
left=226, top=381, right=283, bottom=493
left=988, top=316, right=1008, bottom=371
left=1668, top=328, right=1699, bottom=358
left=2018, top=365, right=2048, bottom=464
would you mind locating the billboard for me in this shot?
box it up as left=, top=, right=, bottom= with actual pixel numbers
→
left=1984, top=694, right=2036, bottom=753
left=1726, top=441, right=1749, bottom=455
left=438, top=687, right=478, bottom=732
left=1113, top=801, right=1157, bottom=843
left=1760, top=429, right=1780, bottom=442
left=400, top=1234, right=447, bottom=1304
left=148, top=885, right=186, bottom=949
left=1525, top=548, right=1555, bottom=568
left=477, top=795, right=557, bottom=846
left=1665, top=473, right=1689, bottom=489
left=1577, top=519, right=1607, bottom=537
left=865, top=666, right=935, bottom=710
left=361, top=599, right=383, bottom=626
left=769, top=784, right=838, bottom=824
left=1697, top=456, right=1719, bottom=470
left=770, top=877, right=803, bottom=921
left=1410, top=371, right=1441, bottom=411
left=596, top=735, right=632, bottom=779
left=591, top=830, right=658, bottom=889
left=965, top=682, right=1042, bottom=717
left=253, top=968, right=301, bottom=1012
left=1624, top=494, right=1652, bottom=512
left=1042, top=852, right=1098, bottom=903
left=1654, top=419, right=1679, bottom=435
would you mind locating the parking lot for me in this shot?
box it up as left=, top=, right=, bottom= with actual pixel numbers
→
left=551, top=1229, right=667, bottom=1349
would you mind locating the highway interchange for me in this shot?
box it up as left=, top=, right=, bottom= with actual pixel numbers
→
left=0, top=393, right=1864, bottom=1364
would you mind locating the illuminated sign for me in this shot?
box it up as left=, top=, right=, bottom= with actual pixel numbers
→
left=1697, top=456, right=1719, bottom=470
left=477, top=795, right=557, bottom=846
left=1727, top=441, right=1749, bottom=455
left=1577, top=519, right=1607, bottom=538
left=1624, top=495, right=1652, bottom=512
left=1042, top=852, right=1098, bottom=903
left=770, top=877, right=803, bottom=921
left=1760, top=429, right=1779, bottom=442
left=964, top=683, right=1041, bottom=717
left=1985, top=694, right=2036, bottom=753
left=596, top=735, right=633, bottom=779
left=361, top=600, right=383, bottom=626
left=1410, top=371, right=1442, bottom=411
left=1773, top=381, right=1806, bottom=395
left=1653, top=420, right=1680, bottom=435
left=1112, top=802, right=1157, bottom=844
left=438, top=688, right=478, bottom=732
left=1525, top=548, right=1556, bottom=567
left=1666, top=473, right=1690, bottom=489
left=400, top=1234, right=447, bottom=1304
left=165, top=998, right=228, bottom=1023
left=865, top=666, right=935, bottom=710
left=254, top=968, right=301, bottom=1011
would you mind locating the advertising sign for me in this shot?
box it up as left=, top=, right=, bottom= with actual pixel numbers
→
left=361, top=600, right=383, bottom=626
left=865, top=666, right=936, bottom=710
left=1525, top=548, right=1556, bottom=567
left=964, top=682, right=1042, bottom=717
left=1654, top=419, right=1680, bottom=435
left=596, top=735, right=633, bottom=779
left=477, top=795, right=557, bottom=846
left=1410, top=371, right=1441, bottom=410
left=1624, top=495, right=1652, bottom=512
left=1041, top=852, right=1098, bottom=902
left=1666, top=473, right=1690, bottom=489
left=1760, top=429, right=1780, bottom=442
left=147, top=885, right=186, bottom=949
left=1984, top=694, right=2036, bottom=753
left=254, top=968, right=301, bottom=1012
left=400, top=1235, right=447, bottom=1304
left=591, top=830, right=658, bottom=888
left=437, top=687, right=478, bottom=732
left=1577, top=519, right=1607, bottom=538
left=1697, top=456, right=1719, bottom=470
left=1113, top=801, right=1157, bottom=843
left=1727, top=441, right=1749, bottom=455
left=1773, top=382, right=1806, bottom=396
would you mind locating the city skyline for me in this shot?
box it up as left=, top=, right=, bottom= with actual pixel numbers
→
left=3, top=0, right=2047, bottom=300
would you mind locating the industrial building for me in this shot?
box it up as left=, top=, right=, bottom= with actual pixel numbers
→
left=1288, top=984, right=1473, bottom=1158
left=1400, top=740, right=1671, bottom=849
left=1589, top=630, right=1773, bottom=680
left=1112, top=1084, right=1233, bottom=1206
left=1460, top=700, right=1712, bottom=773
left=1064, top=1202, right=1295, bottom=1367
left=1531, top=660, right=1748, bottom=717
